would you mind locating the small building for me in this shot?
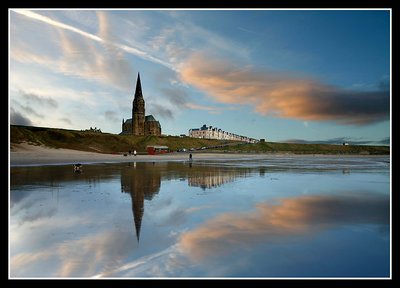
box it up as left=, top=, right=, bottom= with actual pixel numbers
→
left=146, top=145, right=169, bottom=155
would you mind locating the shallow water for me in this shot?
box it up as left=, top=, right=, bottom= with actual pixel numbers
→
left=10, top=156, right=390, bottom=278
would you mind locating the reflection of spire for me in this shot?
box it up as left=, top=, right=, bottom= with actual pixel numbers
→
left=120, top=163, right=161, bottom=243
left=132, top=191, right=144, bottom=243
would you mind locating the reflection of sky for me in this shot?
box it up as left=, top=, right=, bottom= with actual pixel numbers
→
left=10, top=157, right=390, bottom=278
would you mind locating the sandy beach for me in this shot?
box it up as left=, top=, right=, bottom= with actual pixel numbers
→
left=9, top=143, right=272, bottom=166
left=10, top=143, right=386, bottom=167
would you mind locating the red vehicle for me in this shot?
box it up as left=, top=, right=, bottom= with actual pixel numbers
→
left=146, top=145, right=170, bottom=155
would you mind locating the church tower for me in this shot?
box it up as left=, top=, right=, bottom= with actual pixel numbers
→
left=132, top=73, right=145, bottom=135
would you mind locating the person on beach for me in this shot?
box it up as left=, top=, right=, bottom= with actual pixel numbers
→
left=128, top=150, right=132, bottom=156
left=134, top=150, right=137, bottom=156
left=189, top=153, right=192, bottom=161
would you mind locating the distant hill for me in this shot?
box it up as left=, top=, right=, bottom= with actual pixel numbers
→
left=10, top=125, right=389, bottom=155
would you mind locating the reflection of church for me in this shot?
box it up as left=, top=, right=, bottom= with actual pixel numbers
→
left=119, top=162, right=253, bottom=241
left=120, top=163, right=161, bottom=242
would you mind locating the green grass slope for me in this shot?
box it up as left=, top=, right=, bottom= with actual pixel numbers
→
left=10, top=125, right=234, bottom=154
left=208, top=141, right=389, bottom=155
left=10, top=125, right=389, bottom=155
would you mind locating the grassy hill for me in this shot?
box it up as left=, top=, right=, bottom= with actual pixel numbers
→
left=10, top=125, right=237, bottom=154
left=10, top=125, right=390, bottom=155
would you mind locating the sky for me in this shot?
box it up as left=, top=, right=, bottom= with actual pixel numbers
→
left=9, top=9, right=390, bottom=145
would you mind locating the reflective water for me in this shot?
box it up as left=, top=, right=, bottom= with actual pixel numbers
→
left=10, top=156, right=390, bottom=278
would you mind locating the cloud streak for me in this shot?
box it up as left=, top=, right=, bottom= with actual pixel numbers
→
left=21, top=91, right=58, bottom=108
left=13, top=10, right=174, bottom=71
left=180, top=53, right=389, bottom=125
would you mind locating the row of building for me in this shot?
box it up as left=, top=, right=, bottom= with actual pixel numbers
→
left=189, top=124, right=258, bottom=143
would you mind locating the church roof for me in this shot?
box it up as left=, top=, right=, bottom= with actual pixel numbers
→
left=145, top=115, right=158, bottom=122
left=124, top=118, right=133, bottom=124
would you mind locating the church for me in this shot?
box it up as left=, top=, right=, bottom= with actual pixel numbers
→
left=120, top=73, right=161, bottom=136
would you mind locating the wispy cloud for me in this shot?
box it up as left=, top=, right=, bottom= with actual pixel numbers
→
left=12, top=12, right=136, bottom=91
left=180, top=53, right=389, bottom=126
left=238, top=26, right=258, bottom=34
left=104, top=110, right=119, bottom=122
left=161, top=87, right=220, bottom=113
left=12, top=100, right=43, bottom=118
left=10, top=10, right=174, bottom=95
left=146, top=86, right=221, bottom=120
left=21, top=91, right=58, bottom=108
left=147, top=103, right=174, bottom=120
left=59, top=117, right=72, bottom=125
left=13, top=10, right=173, bottom=71
left=185, top=103, right=220, bottom=113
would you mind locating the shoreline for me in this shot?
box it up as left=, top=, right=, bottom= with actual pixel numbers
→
left=9, top=143, right=389, bottom=167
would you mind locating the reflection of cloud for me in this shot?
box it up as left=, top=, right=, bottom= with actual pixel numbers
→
left=11, top=230, right=136, bottom=277
left=159, top=204, right=213, bottom=227
left=11, top=250, right=54, bottom=277
left=93, top=244, right=179, bottom=278
left=57, top=230, right=135, bottom=277
left=180, top=53, right=389, bottom=125
left=179, top=193, right=389, bottom=262
left=20, top=207, right=57, bottom=224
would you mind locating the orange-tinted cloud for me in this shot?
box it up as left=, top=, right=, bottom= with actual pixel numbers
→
left=180, top=53, right=389, bottom=125
left=179, top=192, right=389, bottom=262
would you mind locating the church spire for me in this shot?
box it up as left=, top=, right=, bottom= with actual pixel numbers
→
left=134, top=72, right=143, bottom=99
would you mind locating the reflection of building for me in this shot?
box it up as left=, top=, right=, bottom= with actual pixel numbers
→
left=120, top=163, right=161, bottom=242
left=118, top=162, right=254, bottom=240
left=188, top=168, right=247, bottom=190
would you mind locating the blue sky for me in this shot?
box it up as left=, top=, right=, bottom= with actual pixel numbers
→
left=9, top=9, right=390, bottom=144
